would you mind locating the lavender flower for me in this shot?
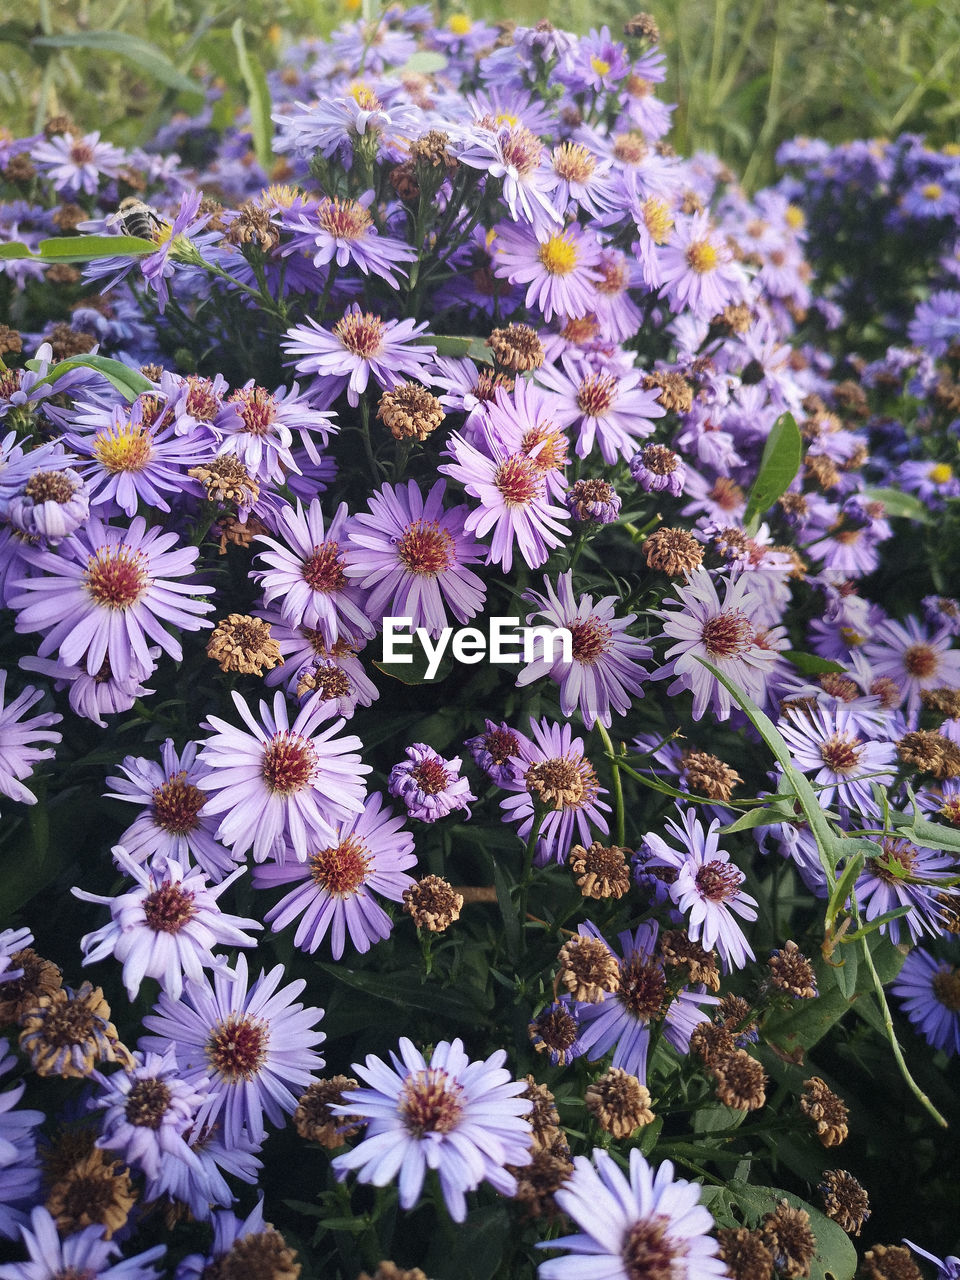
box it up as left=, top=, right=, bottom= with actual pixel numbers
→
left=863, top=616, right=960, bottom=725
left=493, top=220, right=602, bottom=323
left=0, top=1206, right=165, bottom=1279
left=0, top=673, right=61, bottom=813
left=891, top=949, right=960, bottom=1057
left=776, top=703, right=896, bottom=819
left=388, top=743, right=475, bottom=822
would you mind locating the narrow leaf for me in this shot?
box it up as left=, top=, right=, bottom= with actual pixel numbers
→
left=31, top=31, right=204, bottom=95
left=426, top=334, right=494, bottom=364
left=38, top=234, right=156, bottom=261
left=399, top=50, right=448, bottom=74
left=743, top=411, right=803, bottom=530
left=861, top=485, right=932, bottom=523
left=0, top=241, right=37, bottom=260
left=231, top=20, right=274, bottom=174
left=782, top=650, right=847, bottom=676
left=30, top=355, right=153, bottom=402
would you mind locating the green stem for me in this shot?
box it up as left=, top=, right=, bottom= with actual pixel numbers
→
left=518, top=807, right=546, bottom=952
left=596, top=722, right=625, bottom=847
left=358, top=397, right=381, bottom=485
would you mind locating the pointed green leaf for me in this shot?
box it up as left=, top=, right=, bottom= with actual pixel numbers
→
left=861, top=485, right=932, bottom=523
left=231, top=20, right=274, bottom=174
left=37, top=234, right=157, bottom=262
left=29, top=355, right=153, bottom=402
left=0, top=241, right=37, bottom=260
left=782, top=650, right=847, bottom=676
left=743, top=411, right=803, bottom=530
left=31, top=31, right=204, bottom=95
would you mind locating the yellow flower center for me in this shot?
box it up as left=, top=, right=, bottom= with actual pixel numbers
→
left=929, top=463, right=953, bottom=485
left=348, top=82, right=381, bottom=112
left=685, top=239, right=719, bottom=273
left=642, top=197, right=673, bottom=244
left=590, top=55, right=612, bottom=76
left=538, top=232, right=579, bottom=276
left=785, top=203, right=805, bottom=230
left=922, top=183, right=944, bottom=201
left=494, top=111, right=519, bottom=127
left=93, top=419, right=153, bottom=473
left=448, top=13, right=472, bottom=34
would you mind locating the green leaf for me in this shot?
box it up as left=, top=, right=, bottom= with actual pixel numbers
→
left=781, top=650, right=847, bottom=676
left=427, top=334, right=494, bottom=364
left=833, top=942, right=858, bottom=998
left=37, top=234, right=157, bottom=262
left=29, top=355, right=153, bottom=402
left=723, top=1183, right=857, bottom=1280
left=316, top=963, right=493, bottom=1025
left=231, top=20, right=274, bottom=174
left=31, top=31, right=204, bottom=95
left=824, top=848, right=867, bottom=926
left=743, top=411, right=803, bottom=530
left=491, top=860, right=522, bottom=961
left=399, top=49, right=448, bottom=74
left=861, top=485, right=932, bottom=523
left=0, top=241, right=37, bottom=260
left=719, top=800, right=797, bottom=835
left=427, top=1204, right=509, bottom=1280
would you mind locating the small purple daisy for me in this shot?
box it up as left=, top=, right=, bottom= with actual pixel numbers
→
left=388, top=744, right=475, bottom=823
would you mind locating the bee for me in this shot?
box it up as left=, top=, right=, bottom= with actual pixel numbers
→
left=117, top=196, right=167, bottom=241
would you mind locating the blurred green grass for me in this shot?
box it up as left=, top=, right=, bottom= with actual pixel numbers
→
left=2, top=0, right=959, bottom=188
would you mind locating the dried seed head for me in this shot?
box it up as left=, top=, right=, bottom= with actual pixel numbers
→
left=0, top=948, right=62, bottom=1025
left=643, top=527, right=704, bottom=576
left=800, top=1076, right=849, bottom=1147
left=585, top=1068, right=654, bottom=1137
left=207, top=614, right=283, bottom=675
left=19, top=983, right=132, bottom=1078
left=659, top=930, right=721, bottom=992
left=203, top=1226, right=300, bottom=1280
left=716, top=993, right=757, bottom=1039
left=568, top=841, right=632, bottom=899
left=860, top=1246, right=923, bottom=1280
left=46, top=1147, right=136, bottom=1240
left=712, top=302, right=753, bottom=334
left=519, top=1075, right=561, bottom=1149
left=376, top=382, right=445, bottom=441
left=920, top=687, right=960, bottom=720
left=681, top=749, right=742, bottom=802
left=717, top=1227, right=775, bottom=1280
left=189, top=455, right=261, bottom=507
left=624, top=12, right=660, bottom=39
left=48, top=324, right=96, bottom=361
left=642, top=371, right=694, bottom=413
left=767, top=941, right=818, bottom=999
left=897, top=730, right=960, bottom=779
left=556, top=936, right=620, bottom=1003
left=711, top=1049, right=767, bottom=1110
left=215, top=514, right=268, bottom=554
left=293, top=1077, right=362, bottom=1148
left=805, top=453, right=842, bottom=491
left=528, top=1004, right=581, bottom=1066
left=402, top=876, right=463, bottom=932
left=689, top=1020, right=736, bottom=1067
left=224, top=202, right=279, bottom=250
left=410, top=129, right=456, bottom=171
left=818, top=1169, right=870, bottom=1236
left=760, top=1201, right=817, bottom=1279
left=507, top=1131, right=573, bottom=1220
left=0, top=324, right=23, bottom=356
left=487, top=323, right=545, bottom=372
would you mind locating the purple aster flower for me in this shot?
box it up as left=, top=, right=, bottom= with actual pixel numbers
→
left=254, top=498, right=374, bottom=645
left=10, top=514, right=214, bottom=683
left=777, top=703, right=896, bottom=819
left=908, top=290, right=960, bottom=358
left=630, top=442, right=687, bottom=496
left=478, top=377, right=571, bottom=500
left=140, top=953, right=325, bottom=1146
left=0, top=1206, right=165, bottom=1279
left=174, top=1197, right=280, bottom=1280
left=659, top=211, right=746, bottom=316
left=273, top=89, right=422, bottom=166
left=573, top=922, right=718, bottom=1083
left=641, top=807, right=758, bottom=971
left=143, top=1123, right=262, bottom=1222
left=493, top=220, right=602, bottom=323
left=536, top=353, right=665, bottom=463
left=140, top=190, right=215, bottom=315
left=89, top=1046, right=207, bottom=1182
left=217, top=381, right=335, bottom=487
left=282, top=306, right=436, bottom=408
left=388, top=743, right=475, bottom=823
left=6, top=455, right=89, bottom=544
left=538, top=1148, right=724, bottom=1280
left=457, top=121, right=561, bottom=230
left=863, top=616, right=960, bottom=725
left=650, top=569, right=779, bottom=721
left=465, top=719, right=533, bottom=786
left=196, top=690, right=369, bottom=863
left=855, top=838, right=955, bottom=945
left=439, top=419, right=570, bottom=573
left=499, top=717, right=610, bottom=866
left=253, top=791, right=416, bottom=959
left=903, top=1242, right=960, bottom=1280
left=283, top=191, right=417, bottom=286
left=895, top=459, right=960, bottom=507
left=518, top=571, right=650, bottom=728
left=0, top=1041, right=43, bottom=1241
left=73, top=847, right=261, bottom=1001
left=547, top=140, right=619, bottom=220
left=922, top=595, right=960, bottom=637
left=30, top=130, right=125, bottom=195
left=19, top=651, right=159, bottom=729
left=331, top=1036, right=533, bottom=1223
left=891, top=948, right=960, bottom=1057
left=344, top=479, right=486, bottom=639
left=104, top=739, right=237, bottom=883
left=0, top=673, right=61, bottom=812
left=564, top=477, right=621, bottom=523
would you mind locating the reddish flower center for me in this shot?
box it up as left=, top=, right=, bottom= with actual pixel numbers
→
left=701, top=611, right=755, bottom=659
left=642, top=444, right=678, bottom=475
left=819, top=733, right=863, bottom=775
left=484, top=728, right=520, bottom=765
left=399, top=1067, right=464, bottom=1135
left=70, top=141, right=95, bottom=164
left=24, top=470, right=78, bottom=504
left=302, top=542, right=347, bottom=592
left=560, top=315, right=601, bottom=344
left=576, top=373, right=618, bottom=417
left=206, top=1015, right=269, bottom=1081
left=499, top=125, right=542, bottom=176
left=569, top=617, right=612, bottom=665
left=125, top=1078, right=172, bottom=1130
left=310, top=833, right=371, bottom=896
left=520, top=422, right=567, bottom=472
left=261, top=732, right=318, bottom=794
left=84, top=546, right=150, bottom=610
left=694, top=859, right=744, bottom=902
left=933, top=968, right=960, bottom=1012
left=142, top=881, right=197, bottom=933
left=494, top=453, right=540, bottom=507
left=621, top=1214, right=687, bottom=1280
left=471, top=370, right=514, bottom=402
left=152, top=771, right=206, bottom=835
left=612, top=132, right=648, bottom=164
left=333, top=311, right=386, bottom=358
left=317, top=196, right=373, bottom=240
left=903, top=643, right=938, bottom=679
left=230, top=386, right=278, bottom=436
left=939, top=797, right=960, bottom=828
left=707, top=476, right=745, bottom=510
left=410, top=757, right=450, bottom=794
left=595, top=259, right=627, bottom=295
left=185, top=377, right=221, bottom=421
left=395, top=519, right=455, bottom=576
left=618, top=953, right=667, bottom=1021
left=552, top=141, right=595, bottom=183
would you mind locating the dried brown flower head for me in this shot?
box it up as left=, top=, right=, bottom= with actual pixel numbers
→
left=47, top=324, right=96, bottom=361
left=921, top=687, right=960, bottom=720
left=643, top=527, right=704, bottom=576
left=804, top=453, right=842, bottom=491
left=659, top=930, right=721, bottom=992
left=20, top=983, right=132, bottom=1078
left=689, top=1020, right=736, bottom=1067
left=800, top=1076, right=848, bottom=1147
left=556, top=936, right=621, bottom=1003
left=716, top=993, right=757, bottom=1039
left=376, top=383, right=445, bottom=441
left=568, top=841, right=632, bottom=899
left=45, top=264, right=81, bottom=286
left=717, top=1226, right=775, bottom=1280
left=4, top=154, right=35, bottom=183
left=224, top=203, right=279, bottom=251
left=204, top=1227, right=301, bottom=1280
left=897, top=730, right=960, bottom=780
left=46, top=1147, right=136, bottom=1239
left=819, top=1169, right=870, bottom=1235
left=507, top=1131, right=573, bottom=1219
left=293, top=1077, right=362, bottom=1148
left=713, top=302, right=753, bottom=334
left=188, top=455, right=261, bottom=508
left=861, top=1246, right=923, bottom=1280
left=296, top=660, right=353, bottom=704
left=624, top=12, right=660, bottom=40
left=585, top=1068, right=654, bottom=1137
left=0, top=948, right=62, bottom=1025
left=642, top=371, right=694, bottom=414
left=768, top=940, right=818, bottom=999
left=410, top=129, right=457, bottom=172
left=207, top=614, right=283, bottom=675
left=524, top=756, right=596, bottom=810
left=711, top=1049, right=767, bottom=1111
left=760, top=1201, right=817, bottom=1278
left=832, top=379, right=869, bottom=418
left=0, top=324, right=23, bottom=356
left=681, top=750, right=742, bottom=802
left=214, top=514, right=268, bottom=554
left=487, top=323, right=545, bottom=372
left=402, top=876, right=463, bottom=932
left=520, top=1075, right=561, bottom=1148
left=51, top=203, right=86, bottom=232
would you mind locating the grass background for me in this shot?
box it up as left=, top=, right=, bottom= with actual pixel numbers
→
left=2, top=0, right=959, bottom=190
